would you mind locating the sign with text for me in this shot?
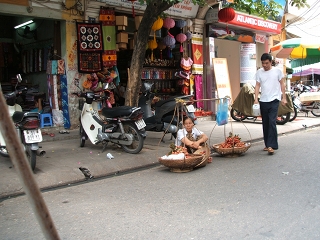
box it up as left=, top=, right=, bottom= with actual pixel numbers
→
left=212, top=58, right=232, bottom=100
left=100, top=0, right=199, bottom=18
left=240, top=43, right=256, bottom=85
left=223, top=12, right=281, bottom=34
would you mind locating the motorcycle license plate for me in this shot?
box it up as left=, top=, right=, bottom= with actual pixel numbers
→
left=23, top=129, right=43, bottom=143
left=135, top=119, right=146, bottom=130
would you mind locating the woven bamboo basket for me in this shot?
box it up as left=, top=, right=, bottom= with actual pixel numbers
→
left=212, top=142, right=251, bottom=157
left=193, top=145, right=210, bottom=168
left=158, top=154, right=203, bottom=172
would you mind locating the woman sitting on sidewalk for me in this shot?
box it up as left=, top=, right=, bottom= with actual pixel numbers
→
left=175, top=116, right=208, bottom=154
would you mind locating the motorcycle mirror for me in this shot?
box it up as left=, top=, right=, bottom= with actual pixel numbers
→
left=143, top=82, right=154, bottom=92
left=16, top=74, right=22, bottom=83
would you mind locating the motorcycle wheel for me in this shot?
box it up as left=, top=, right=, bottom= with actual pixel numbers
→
left=276, top=112, right=290, bottom=125
left=121, top=123, right=144, bottom=154
left=0, top=147, right=9, bottom=157
left=289, top=107, right=298, bottom=122
left=25, top=145, right=36, bottom=171
left=79, top=123, right=85, bottom=147
left=311, top=102, right=320, bottom=117
left=230, top=108, right=247, bottom=121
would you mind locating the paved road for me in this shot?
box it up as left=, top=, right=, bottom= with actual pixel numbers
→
left=0, top=127, right=319, bottom=239
left=0, top=114, right=320, bottom=199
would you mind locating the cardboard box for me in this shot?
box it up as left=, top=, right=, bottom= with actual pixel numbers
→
left=116, top=16, right=128, bottom=26
left=299, top=92, right=320, bottom=102
left=117, top=32, right=128, bottom=43
left=118, top=43, right=127, bottom=50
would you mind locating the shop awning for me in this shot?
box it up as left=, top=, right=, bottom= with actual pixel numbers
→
left=290, top=57, right=320, bottom=68
left=293, top=68, right=320, bottom=76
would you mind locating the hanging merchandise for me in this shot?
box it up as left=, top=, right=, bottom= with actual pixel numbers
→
left=218, top=7, right=235, bottom=33
left=180, top=57, right=193, bottom=71
left=163, top=35, right=176, bottom=59
left=163, top=17, right=175, bottom=30
left=128, top=0, right=137, bottom=17
left=186, top=19, right=193, bottom=28
left=99, top=7, right=117, bottom=67
left=176, top=33, right=187, bottom=53
left=191, top=33, right=204, bottom=74
left=175, top=19, right=186, bottom=31
left=186, top=31, right=192, bottom=55
left=148, top=39, right=158, bottom=61
left=158, top=41, right=167, bottom=60
left=152, top=17, right=163, bottom=41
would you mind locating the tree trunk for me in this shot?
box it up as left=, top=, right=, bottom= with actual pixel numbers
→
left=125, top=0, right=174, bottom=106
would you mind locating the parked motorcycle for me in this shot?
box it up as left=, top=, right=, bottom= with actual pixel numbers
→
left=230, top=83, right=292, bottom=125
left=138, top=82, right=196, bottom=139
left=0, top=74, right=43, bottom=171
left=289, top=88, right=320, bottom=121
left=73, top=81, right=146, bottom=154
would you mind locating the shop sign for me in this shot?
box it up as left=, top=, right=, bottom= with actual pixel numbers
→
left=101, top=0, right=199, bottom=19
left=224, top=12, right=281, bottom=34
left=206, top=8, right=219, bottom=23
left=240, top=43, right=256, bottom=85
left=255, top=33, right=266, bottom=44
left=212, top=58, right=232, bottom=100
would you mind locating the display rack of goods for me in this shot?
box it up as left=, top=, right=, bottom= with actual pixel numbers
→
left=158, top=144, right=204, bottom=172
left=212, top=133, right=251, bottom=157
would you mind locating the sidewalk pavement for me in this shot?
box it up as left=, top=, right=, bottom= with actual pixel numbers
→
left=1, top=114, right=320, bottom=199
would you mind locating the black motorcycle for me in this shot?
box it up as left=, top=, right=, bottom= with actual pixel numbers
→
left=0, top=74, right=43, bottom=171
left=138, top=82, right=196, bottom=139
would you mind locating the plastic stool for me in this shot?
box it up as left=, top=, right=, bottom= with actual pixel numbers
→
left=40, top=113, right=53, bottom=128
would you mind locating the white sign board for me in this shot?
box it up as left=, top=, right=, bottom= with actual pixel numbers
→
left=212, top=58, right=232, bottom=100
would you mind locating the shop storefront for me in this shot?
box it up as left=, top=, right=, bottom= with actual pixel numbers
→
left=202, top=6, right=281, bottom=112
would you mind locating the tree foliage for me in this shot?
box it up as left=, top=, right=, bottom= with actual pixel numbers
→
left=125, top=0, right=309, bottom=106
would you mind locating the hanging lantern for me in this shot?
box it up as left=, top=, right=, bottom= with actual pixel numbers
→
left=186, top=19, right=193, bottom=28
left=158, top=41, right=166, bottom=60
left=148, top=39, right=158, bottom=61
left=163, top=35, right=176, bottom=59
left=176, top=33, right=187, bottom=53
left=152, top=17, right=163, bottom=41
left=175, top=19, right=186, bottom=31
left=163, top=17, right=175, bottom=30
left=128, top=0, right=137, bottom=17
left=163, top=35, right=176, bottom=46
left=218, top=7, right=235, bottom=33
left=186, top=31, right=192, bottom=41
left=218, top=7, right=235, bottom=22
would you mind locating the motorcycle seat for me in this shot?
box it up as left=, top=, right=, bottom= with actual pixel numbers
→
left=101, top=106, right=141, bottom=118
left=12, top=111, right=39, bottom=123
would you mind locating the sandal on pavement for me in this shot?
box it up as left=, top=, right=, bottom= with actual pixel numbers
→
left=267, top=147, right=274, bottom=154
left=263, top=147, right=268, bottom=151
left=49, top=133, right=55, bottom=137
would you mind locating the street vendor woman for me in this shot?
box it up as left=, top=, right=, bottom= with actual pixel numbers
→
left=175, top=116, right=208, bottom=153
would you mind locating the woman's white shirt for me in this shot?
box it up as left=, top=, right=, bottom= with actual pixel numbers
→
left=175, top=128, right=203, bottom=146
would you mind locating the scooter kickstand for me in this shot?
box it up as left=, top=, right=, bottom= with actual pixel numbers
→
left=101, top=142, right=108, bottom=153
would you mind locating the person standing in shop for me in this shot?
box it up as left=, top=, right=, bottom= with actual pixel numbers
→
left=254, top=53, right=287, bottom=155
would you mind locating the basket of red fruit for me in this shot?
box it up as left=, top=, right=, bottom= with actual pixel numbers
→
left=212, top=133, right=250, bottom=157
left=159, top=144, right=204, bottom=172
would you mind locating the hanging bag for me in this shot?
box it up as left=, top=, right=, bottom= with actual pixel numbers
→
left=216, top=98, right=229, bottom=126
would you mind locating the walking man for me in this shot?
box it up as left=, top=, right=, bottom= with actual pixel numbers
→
left=254, top=53, right=287, bottom=154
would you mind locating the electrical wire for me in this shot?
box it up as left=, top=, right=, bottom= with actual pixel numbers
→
left=285, top=0, right=320, bottom=27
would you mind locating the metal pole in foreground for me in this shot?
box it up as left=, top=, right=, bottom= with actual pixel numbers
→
left=0, top=91, right=60, bottom=240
